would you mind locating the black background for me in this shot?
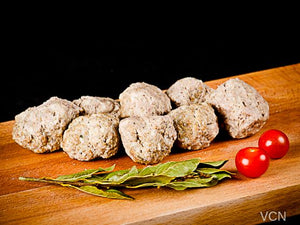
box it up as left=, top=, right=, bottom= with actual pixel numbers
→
left=2, top=37, right=299, bottom=122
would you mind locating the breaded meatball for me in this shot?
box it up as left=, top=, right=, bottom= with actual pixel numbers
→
left=119, top=115, right=177, bottom=164
left=119, top=82, right=172, bottom=118
left=169, top=103, right=219, bottom=150
left=207, top=78, right=269, bottom=138
left=61, top=113, right=120, bottom=161
left=166, top=77, right=212, bottom=107
left=12, top=97, right=82, bottom=153
left=73, top=96, right=120, bottom=117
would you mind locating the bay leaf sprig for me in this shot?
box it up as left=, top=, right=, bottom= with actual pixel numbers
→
left=19, top=158, right=234, bottom=200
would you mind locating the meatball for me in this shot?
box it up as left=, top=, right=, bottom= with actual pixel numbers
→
left=73, top=96, right=120, bottom=117
left=119, top=115, right=177, bottom=164
left=207, top=78, right=269, bottom=138
left=169, top=103, right=219, bottom=150
left=166, top=77, right=212, bottom=107
left=119, top=82, right=172, bottom=118
left=61, top=113, right=120, bottom=161
left=12, top=97, right=82, bottom=153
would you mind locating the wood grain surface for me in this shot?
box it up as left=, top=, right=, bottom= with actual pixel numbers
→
left=0, top=64, right=299, bottom=225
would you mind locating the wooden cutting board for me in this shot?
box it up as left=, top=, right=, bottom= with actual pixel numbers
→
left=0, top=64, right=299, bottom=225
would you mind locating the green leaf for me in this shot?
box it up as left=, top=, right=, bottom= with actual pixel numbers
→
left=19, top=158, right=232, bottom=200
left=62, top=184, right=134, bottom=200
left=198, top=160, right=228, bottom=169
left=90, top=158, right=201, bottom=186
left=96, top=166, right=139, bottom=184
left=139, top=158, right=201, bottom=177
left=211, top=173, right=232, bottom=181
left=167, top=177, right=218, bottom=190
left=123, top=175, right=174, bottom=188
left=196, top=168, right=233, bottom=181
left=197, top=167, right=233, bottom=175
left=55, top=165, right=115, bottom=182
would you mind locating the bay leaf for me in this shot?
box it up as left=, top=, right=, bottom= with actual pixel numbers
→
left=142, top=158, right=201, bottom=177
left=167, top=177, right=218, bottom=191
left=97, top=166, right=139, bottom=184
left=61, top=184, right=134, bottom=200
left=197, top=167, right=234, bottom=175
left=123, top=175, right=174, bottom=188
left=89, top=159, right=201, bottom=186
left=211, top=173, right=232, bottom=181
left=198, top=160, right=228, bottom=169
left=19, top=158, right=233, bottom=200
left=196, top=168, right=233, bottom=181
left=55, top=165, right=115, bottom=182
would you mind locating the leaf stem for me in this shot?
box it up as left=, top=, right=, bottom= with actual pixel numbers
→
left=19, top=177, right=92, bottom=187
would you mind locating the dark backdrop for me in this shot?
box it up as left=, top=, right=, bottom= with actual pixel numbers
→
left=2, top=37, right=299, bottom=122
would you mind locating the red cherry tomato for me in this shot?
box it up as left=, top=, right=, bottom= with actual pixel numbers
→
left=235, top=147, right=269, bottom=178
left=258, top=129, right=289, bottom=159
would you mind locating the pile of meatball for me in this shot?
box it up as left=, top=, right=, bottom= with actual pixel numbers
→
left=13, top=77, right=269, bottom=164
